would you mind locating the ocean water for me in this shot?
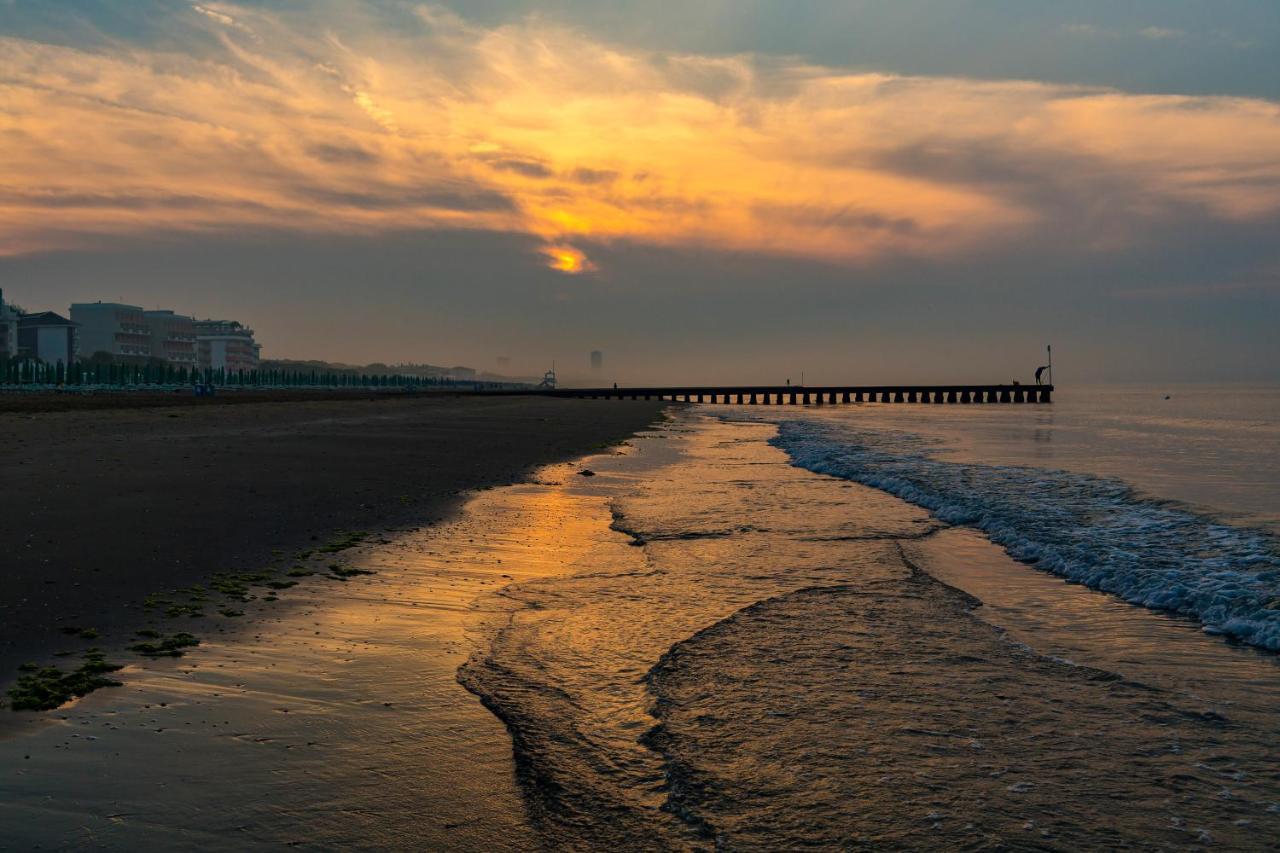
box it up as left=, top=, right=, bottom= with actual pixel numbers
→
left=770, top=384, right=1280, bottom=534
left=461, top=387, right=1280, bottom=849
left=766, top=385, right=1280, bottom=649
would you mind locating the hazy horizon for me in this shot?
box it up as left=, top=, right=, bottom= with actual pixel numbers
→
left=2, top=1, right=1277, bottom=384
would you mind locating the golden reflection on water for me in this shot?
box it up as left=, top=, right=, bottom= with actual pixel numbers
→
left=0, top=455, right=635, bottom=850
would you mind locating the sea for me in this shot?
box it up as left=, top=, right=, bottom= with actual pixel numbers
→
left=3, top=383, right=1279, bottom=850
left=460, top=383, right=1280, bottom=849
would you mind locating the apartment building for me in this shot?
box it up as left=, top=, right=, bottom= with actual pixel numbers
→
left=17, top=312, right=79, bottom=364
left=70, top=302, right=152, bottom=361
left=145, top=310, right=198, bottom=368
left=195, top=319, right=261, bottom=372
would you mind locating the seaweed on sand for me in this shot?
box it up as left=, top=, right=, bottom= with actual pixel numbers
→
left=130, top=632, right=200, bottom=658
left=318, top=531, right=369, bottom=554
left=328, top=564, right=375, bottom=581
left=7, top=651, right=124, bottom=711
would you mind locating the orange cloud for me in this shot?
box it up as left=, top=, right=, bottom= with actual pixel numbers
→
left=0, top=3, right=1277, bottom=268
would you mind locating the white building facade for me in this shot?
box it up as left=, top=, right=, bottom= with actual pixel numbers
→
left=194, top=319, right=261, bottom=372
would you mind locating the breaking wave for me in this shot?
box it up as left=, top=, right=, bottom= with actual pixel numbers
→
left=771, top=420, right=1280, bottom=650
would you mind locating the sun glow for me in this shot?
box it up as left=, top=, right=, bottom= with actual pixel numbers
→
left=542, top=245, right=594, bottom=275
left=0, top=3, right=1278, bottom=269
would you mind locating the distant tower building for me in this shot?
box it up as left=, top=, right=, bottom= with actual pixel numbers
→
left=590, top=350, right=603, bottom=371
left=496, top=356, right=511, bottom=370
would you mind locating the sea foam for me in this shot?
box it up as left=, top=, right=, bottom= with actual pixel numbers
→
left=770, top=420, right=1280, bottom=651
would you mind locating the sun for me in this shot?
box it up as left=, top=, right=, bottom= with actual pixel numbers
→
left=541, top=245, right=596, bottom=275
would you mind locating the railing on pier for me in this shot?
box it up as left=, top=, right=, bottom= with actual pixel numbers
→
left=539, top=385, right=1054, bottom=404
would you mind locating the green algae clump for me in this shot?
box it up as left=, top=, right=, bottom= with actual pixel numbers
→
left=7, top=653, right=124, bottom=711
left=318, top=531, right=369, bottom=554
left=130, top=632, right=200, bottom=658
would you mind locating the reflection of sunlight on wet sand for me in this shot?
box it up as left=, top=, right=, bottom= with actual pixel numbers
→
left=0, top=452, right=641, bottom=849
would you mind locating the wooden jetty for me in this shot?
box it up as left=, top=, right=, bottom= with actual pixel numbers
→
left=530, top=384, right=1054, bottom=404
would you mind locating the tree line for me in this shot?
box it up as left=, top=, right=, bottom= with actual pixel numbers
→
left=0, top=358, right=520, bottom=390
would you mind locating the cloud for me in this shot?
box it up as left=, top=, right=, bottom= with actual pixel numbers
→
left=568, top=167, right=619, bottom=185
left=306, top=143, right=380, bottom=164
left=1139, top=26, right=1186, bottom=41
left=191, top=4, right=238, bottom=29
left=0, top=2, right=1277, bottom=275
left=487, top=158, right=554, bottom=178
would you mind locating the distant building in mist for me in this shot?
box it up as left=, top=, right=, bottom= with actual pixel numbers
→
left=70, top=302, right=153, bottom=361
left=496, top=356, right=511, bottom=370
left=145, top=310, right=198, bottom=369
left=447, top=366, right=477, bottom=380
left=194, top=319, right=261, bottom=373
left=71, top=302, right=259, bottom=371
left=17, top=311, right=78, bottom=364
left=590, top=350, right=603, bottom=371
left=0, top=289, right=18, bottom=359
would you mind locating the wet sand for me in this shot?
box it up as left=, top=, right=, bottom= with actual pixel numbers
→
left=0, top=455, right=632, bottom=849
left=0, top=395, right=665, bottom=687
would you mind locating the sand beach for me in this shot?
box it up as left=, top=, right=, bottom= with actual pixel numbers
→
left=0, top=394, right=665, bottom=690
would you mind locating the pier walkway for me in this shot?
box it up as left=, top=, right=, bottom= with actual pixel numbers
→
left=535, top=384, right=1054, bottom=404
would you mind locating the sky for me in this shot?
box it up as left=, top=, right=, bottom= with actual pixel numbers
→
left=1, top=1, right=1278, bottom=383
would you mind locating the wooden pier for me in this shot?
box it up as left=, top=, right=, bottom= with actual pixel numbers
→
left=537, top=384, right=1053, bottom=404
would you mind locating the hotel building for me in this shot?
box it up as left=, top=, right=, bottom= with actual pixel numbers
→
left=195, top=319, right=261, bottom=372
left=70, top=302, right=152, bottom=361
left=145, top=310, right=199, bottom=369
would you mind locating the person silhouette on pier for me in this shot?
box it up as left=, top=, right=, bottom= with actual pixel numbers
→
left=1035, top=365, right=1050, bottom=385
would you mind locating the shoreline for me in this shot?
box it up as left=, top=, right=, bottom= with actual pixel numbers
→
left=459, top=410, right=1280, bottom=848
left=1, top=395, right=668, bottom=708
left=0, top=450, right=643, bottom=848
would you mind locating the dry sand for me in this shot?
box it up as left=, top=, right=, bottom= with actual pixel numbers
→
left=0, top=394, right=666, bottom=686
